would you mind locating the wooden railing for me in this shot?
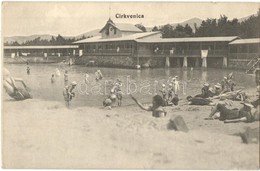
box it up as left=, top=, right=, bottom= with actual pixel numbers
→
left=136, top=49, right=228, bottom=57
left=83, top=49, right=132, bottom=56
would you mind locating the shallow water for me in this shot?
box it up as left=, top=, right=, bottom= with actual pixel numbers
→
left=4, top=64, right=256, bottom=107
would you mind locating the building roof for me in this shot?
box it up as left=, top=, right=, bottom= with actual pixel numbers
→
left=229, top=38, right=260, bottom=45
left=73, top=32, right=161, bottom=44
left=99, top=21, right=143, bottom=33
left=4, top=45, right=78, bottom=50
left=135, top=36, right=239, bottom=43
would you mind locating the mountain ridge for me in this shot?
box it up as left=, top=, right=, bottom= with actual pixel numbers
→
left=4, top=15, right=253, bottom=44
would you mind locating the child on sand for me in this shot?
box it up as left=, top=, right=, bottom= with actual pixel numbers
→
left=130, top=94, right=166, bottom=118
left=103, top=93, right=117, bottom=109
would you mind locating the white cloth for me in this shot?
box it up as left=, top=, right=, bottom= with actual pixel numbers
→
left=201, top=50, right=208, bottom=58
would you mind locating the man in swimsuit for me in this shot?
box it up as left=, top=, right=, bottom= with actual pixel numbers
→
left=63, top=81, right=77, bottom=108
left=130, top=94, right=166, bottom=118
left=3, top=67, right=32, bottom=101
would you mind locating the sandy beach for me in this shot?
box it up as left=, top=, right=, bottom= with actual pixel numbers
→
left=2, top=96, right=259, bottom=169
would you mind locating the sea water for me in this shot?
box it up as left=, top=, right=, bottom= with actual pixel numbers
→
left=4, top=64, right=256, bottom=107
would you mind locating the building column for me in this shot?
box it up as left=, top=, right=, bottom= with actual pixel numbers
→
left=165, top=56, right=170, bottom=67
left=202, top=57, right=207, bottom=68
left=79, top=50, right=83, bottom=56
left=176, top=58, right=181, bottom=67
left=195, top=57, right=200, bottom=67
left=183, top=56, right=188, bottom=68
left=223, top=56, right=228, bottom=68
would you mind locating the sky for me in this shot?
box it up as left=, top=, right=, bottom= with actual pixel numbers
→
left=2, top=2, right=260, bottom=37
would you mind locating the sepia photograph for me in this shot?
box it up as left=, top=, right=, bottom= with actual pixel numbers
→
left=2, top=2, right=260, bottom=169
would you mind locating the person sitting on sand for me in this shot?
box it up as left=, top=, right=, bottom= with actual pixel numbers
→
left=103, top=97, right=113, bottom=110
left=3, top=67, right=32, bottom=101
left=195, top=83, right=212, bottom=98
left=221, top=77, right=229, bottom=91
left=228, top=79, right=236, bottom=91
left=211, top=83, right=222, bottom=96
left=130, top=94, right=166, bottom=118
left=63, top=81, right=77, bottom=108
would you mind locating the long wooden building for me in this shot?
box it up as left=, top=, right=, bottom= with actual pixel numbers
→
left=3, top=45, right=79, bottom=63
left=229, top=38, right=260, bottom=71
left=3, top=19, right=260, bottom=69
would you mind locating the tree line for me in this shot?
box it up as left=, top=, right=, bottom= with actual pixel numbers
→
left=4, top=34, right=90, bottom=46
left=152, top=9, right=259, bottom=38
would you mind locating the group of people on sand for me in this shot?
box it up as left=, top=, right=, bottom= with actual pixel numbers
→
left=130, top=73, right=259, bottom=124
left=159, top=76, right=180, bottom=106
left=186, top=73, right=259, bottom=123
left=103, top=78, right=123, bottom=109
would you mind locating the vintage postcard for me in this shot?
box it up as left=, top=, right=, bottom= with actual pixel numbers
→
left=2, top=2, right=260, bottom=169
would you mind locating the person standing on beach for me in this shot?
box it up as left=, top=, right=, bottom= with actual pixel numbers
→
left=63, top=81, right=77, bottom=108
left=172, top=76, right=180, bottom=105
left=27, top=66, right=30, bottom=75
left=168, top=83, right=174, bottom=102
left=112, top=78, right=123, bottom=106
left=95, top=71, right=99, bottom=81
left=95, top=70, right=103, bottom=81
left=51, top=74, right=55, bottom=84
left=130, top=94, right=166, bottom=118
left=84, top=72, right=89, bottom=84
left=55, top=68, right=61, bottom=77
left=159, top=84, right=168, bottom=106
left=64, top=70, right=69, bottom=86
